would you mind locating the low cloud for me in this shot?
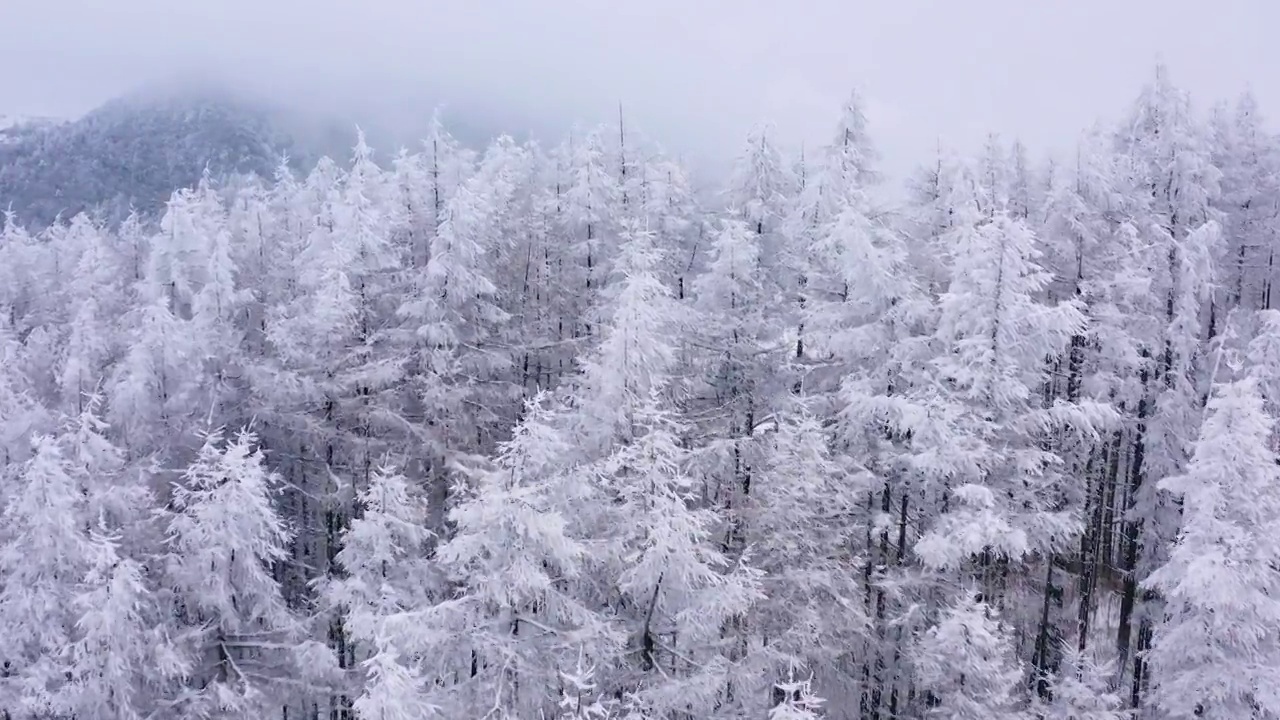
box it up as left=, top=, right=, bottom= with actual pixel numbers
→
left=3, top=0, right=1275, bottom=183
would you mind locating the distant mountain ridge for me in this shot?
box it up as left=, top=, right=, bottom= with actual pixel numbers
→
left=0, top=87, right=316, bottom=228
left=0, top=82, right=569, bottom=230
left=0, top=79, right=487, bottom=229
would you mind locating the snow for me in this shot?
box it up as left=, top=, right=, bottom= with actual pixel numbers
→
left=0, top=63, right=1275, bottom=720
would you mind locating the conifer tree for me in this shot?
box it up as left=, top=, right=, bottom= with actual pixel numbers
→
left=0, top=435, right=93, bottom=717
left=1145, top=378, right=1280, bottom=719
left=601, top=394, right=762, bottom=716
left=164, top=428, right=334, bottom=717
left=1032, top=645, right=1127, bottom=720
left=914, top=592, right=1029, bottom=720
left=726, top=123, right=797, bottom=261
left=427, top=393, right=612, bottom=716
left=322, top=464, right=438, bottom=716
left=914, top=193, right=1087, bottom=578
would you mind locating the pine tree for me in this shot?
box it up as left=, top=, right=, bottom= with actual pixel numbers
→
left=0, top=313, right=49, bottom=471
left=726, top=123, right=797, bottom=278
left=1112, top=65, right=1224, bottom=707
left=190, top=187, right=250, bottom=427
left=914, top=195, right=1087, bottom=577
left=601, top=394, right=762, bottom=716
left=399, top=145, right=511, bottom=461
left=323, top=464, right=438, bottom=716
left=561, top=127, right=622, bottom=337
left=67, top=524, right=182, bottom=720
left=746, top=407, right=865, bottom=676
left=0, top=435, right=93, bottom=717
left=914, top=591, right=1029, bottom=720
left=784, top=89, right=885, bottom=366
left=575, top=221, right=682, bottom=451
left=108, top=277, right=203, bottom=457
left=1211, top=92, right=1279, bottom=310
left=0, top=212, right=42, bottom=336
left=1145, top=378, right=1280, bottom=719
left=391, top=147, right=434, bottom=270
left=58, top=217, right=126, bottom=413
left=164, top=428, right=333, bottom=717
left=351, top=643, right=441, bottom=720
left=1033, top=645, right=1127, bottom=720
left=1247, top=309, right=1280, bottom=421
left=635, top=153, right=699, bottom=295
left=428, top=392, right=612, bottom=715
left=690, top=216, right=780, bottom=554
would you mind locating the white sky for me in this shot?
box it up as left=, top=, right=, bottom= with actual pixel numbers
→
left=2, top=1, right=1274, bottom=181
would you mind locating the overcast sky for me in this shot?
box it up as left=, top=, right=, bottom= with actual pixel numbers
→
left=3, top=1, right=1275, bottom=182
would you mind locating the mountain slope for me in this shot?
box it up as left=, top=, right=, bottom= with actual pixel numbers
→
left=0, top=88, right=307, bottom=228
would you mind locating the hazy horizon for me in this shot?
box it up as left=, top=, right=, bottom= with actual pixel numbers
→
left=5, top=1, right=1277, bottom=183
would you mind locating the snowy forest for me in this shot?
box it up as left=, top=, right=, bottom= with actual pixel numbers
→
left=2, top=64, right=1279, bottom=719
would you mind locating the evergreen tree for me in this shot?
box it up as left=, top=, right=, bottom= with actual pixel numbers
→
left=428, top=393, right=613, bottom=716
left=164, top=428, right=334, bottom=717
left=725, top=123, right=797, bottom=277
left=575, top=221, right=682, bottom=452
left=1032, top=645, right=1127, bottom=720
left=600, top=394, right=762, bottom=716
left=322, top=465, right=438, bottom=716
left=914, top=591, right=1029, bottom=720
left=914, top=195, right=1087, bottom=577
left=1145, top=378, right=1280, bottom=719
left=67, top=524, right=182, bottom=720
left=0, top=436, right=93, bottom=717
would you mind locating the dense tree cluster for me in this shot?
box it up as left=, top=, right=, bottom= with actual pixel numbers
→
left=1, top=65, right=1278, bottom=719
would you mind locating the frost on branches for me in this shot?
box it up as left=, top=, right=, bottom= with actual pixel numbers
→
left=0, top=65, right=1278, bottom=720
left=1146, top=378, right=1280, bottom=719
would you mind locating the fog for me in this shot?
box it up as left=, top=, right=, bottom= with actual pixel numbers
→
left=4, top=0, right=1277, bottom=181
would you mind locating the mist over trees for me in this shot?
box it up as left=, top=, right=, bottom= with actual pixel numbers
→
left=1, top=64, right=1278, bottom=719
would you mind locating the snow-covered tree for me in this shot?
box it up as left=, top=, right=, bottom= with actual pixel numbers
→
left=557, top=651, right=614, bottom=720
left=1247, top=308, right=1280, bottom=420
left=769, top=669, right=827, bottom=720
left=1032, top=645, right=1128, bottom=720
left=0, top=435, right=93, bottom=717
left=635, top=152, right=699, bottom=295
left=575, top=221, right=682, bottom=451
left=66, top=524, right=182, bottom=720
left=561, top=127, right=623, bottom=336
left=164, top=428, right=332, bottom=717
left=351, top=641, right=441, bottom=720
left=600, top=393, right=762, bottom=715
left=726, top=123, right=797, bottom=277
left=784, top=88, right=887, bottom=367
left=690, top=216, right=782, bottom=509
left=914, top=591, right=1029, bottom=720
left=1211, top=92, right=1279, bottom=310
left=745, top=407, right=866, bottom=674
left=1145, top=378, right=1280, bottom=719
left=427, top=392, right=612, bottom=715
left=1106, top=65, right=1224, bottom=706
left=322, top=464, right=438, bottom=716
left=914, top=198, right=1087, bottom=577
left=399, top=145, right=512, bottom=460
left=58, top=217, right=127, bottom=413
